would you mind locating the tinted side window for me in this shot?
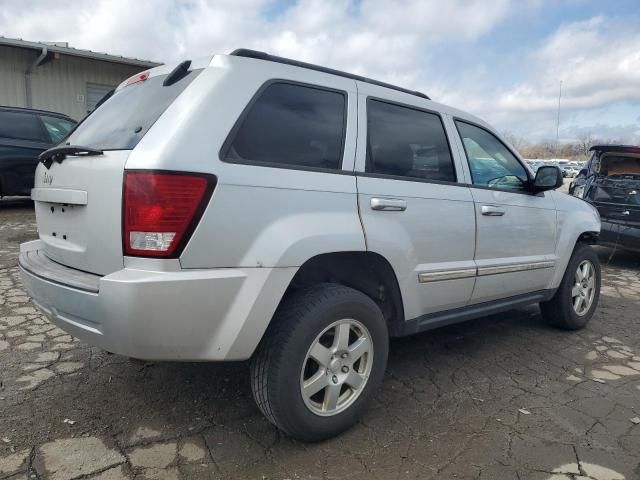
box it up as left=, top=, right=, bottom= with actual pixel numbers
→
left=366, top=100, right=455, bottom=182
left=40, top=115, right=76, bottom=144
left=455, top=121, right=528, bottom=191
left=225, top=82, right=346, bottom=170
left=0, top=111, right=47, bottom=142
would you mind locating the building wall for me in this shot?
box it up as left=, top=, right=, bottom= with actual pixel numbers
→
left=0, top=45, right=147, bottom=120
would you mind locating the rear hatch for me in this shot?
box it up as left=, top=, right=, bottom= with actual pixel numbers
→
left=587, top=174, right=640, bottom=226
left=32, top=64, right=202, bottom=275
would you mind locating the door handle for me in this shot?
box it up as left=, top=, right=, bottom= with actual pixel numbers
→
left=481, top=205, right=505, bottom=216
left=370, top=197, right=407, bottom=211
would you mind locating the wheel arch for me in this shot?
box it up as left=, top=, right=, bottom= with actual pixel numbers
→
left=577, top=231, right=599, bottom=245
left=550, top=228, right=601, bottom=290
left=278, top=251, right=405, bottom=337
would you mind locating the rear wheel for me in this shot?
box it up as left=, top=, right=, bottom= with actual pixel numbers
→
left=250, top=283, right=388, bottom=442
left=540, top=243, right=601, bottom=330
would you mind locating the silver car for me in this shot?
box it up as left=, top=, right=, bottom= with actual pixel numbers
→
left=20, top=49, right=602, bottom=441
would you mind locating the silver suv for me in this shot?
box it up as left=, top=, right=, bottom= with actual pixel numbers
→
left=20, top=50, right=601, bottom=441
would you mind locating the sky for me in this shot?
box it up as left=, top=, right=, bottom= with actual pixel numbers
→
left=1, top=0, right=638, bottom=144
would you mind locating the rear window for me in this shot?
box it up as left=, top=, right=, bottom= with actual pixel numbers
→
left=65, top=70, right=200, bottom=150
left=223, top=82, right=346, bottom=170
left=0, top=111, right=48, bottom=142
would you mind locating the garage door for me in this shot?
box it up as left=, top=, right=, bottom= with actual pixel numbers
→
left=86, top=83, right=115, bottom=113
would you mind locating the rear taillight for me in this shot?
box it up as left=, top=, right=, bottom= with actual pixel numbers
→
left=123, top=171, right=216, bottom=258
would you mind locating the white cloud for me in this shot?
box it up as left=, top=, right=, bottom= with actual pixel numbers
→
left=495, top=16, right=640, bottom=112
left=431, top=15, right=640, bottom=142
left=0, top=1, right=637, bottom=142
left=0, top=0, right=516, bottom=74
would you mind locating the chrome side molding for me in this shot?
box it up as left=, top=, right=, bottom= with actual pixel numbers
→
left=418, top=268, right=476, bottom=283
left=418, top=261, right=555, bottom=283
left=477, top=261, right=556, bottom=276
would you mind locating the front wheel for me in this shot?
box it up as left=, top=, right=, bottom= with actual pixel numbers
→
left=540, top=243, right=601, bottom=330
left=250, top=283, right=388, bottom=442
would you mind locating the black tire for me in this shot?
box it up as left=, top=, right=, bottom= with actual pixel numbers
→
left=540, top=243, right=601, bottom=330
left=250, top=283, right=388, bottom=442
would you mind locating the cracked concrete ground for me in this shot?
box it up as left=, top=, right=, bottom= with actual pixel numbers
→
left=1, top=198, right=639, bottom=480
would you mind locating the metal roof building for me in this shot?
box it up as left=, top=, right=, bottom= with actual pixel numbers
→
left=0, top=37, right=161, bottom=120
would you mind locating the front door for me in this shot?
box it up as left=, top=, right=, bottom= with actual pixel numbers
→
left=453, top=120, right=557, bottom=304
left=355, top=85, right=477, bottom=321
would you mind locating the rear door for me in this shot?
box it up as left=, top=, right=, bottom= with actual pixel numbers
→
left=452, top=120, right=557, bottom=303
left=355, top=84, right=477, bottom=320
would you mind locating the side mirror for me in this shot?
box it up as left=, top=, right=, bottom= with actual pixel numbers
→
left=577, top=168, right=588, bottom=177
left=532, top=166, right=563, bottom=192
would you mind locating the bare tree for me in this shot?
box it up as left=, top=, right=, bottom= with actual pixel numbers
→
left=502, top=131, right=526, bottom=152
left=576, top=132, right=596, bottom=157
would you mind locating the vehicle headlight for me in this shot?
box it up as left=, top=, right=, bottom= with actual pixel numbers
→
left=574, top=185, right=585, bottom=198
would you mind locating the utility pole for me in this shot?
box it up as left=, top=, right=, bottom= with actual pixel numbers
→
left=555, top=80, right=562, bottom=154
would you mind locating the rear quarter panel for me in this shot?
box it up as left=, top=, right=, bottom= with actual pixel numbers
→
left=125, top=55, right=365, bottom=268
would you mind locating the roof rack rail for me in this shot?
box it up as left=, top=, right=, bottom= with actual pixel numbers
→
left=229, top=48, right=430, bottom=100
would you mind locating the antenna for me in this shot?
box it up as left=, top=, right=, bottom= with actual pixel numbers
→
left=555, top=80, right=562, bottom=152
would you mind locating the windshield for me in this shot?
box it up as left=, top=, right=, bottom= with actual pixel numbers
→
left=65, top=69, right=201, bottom=150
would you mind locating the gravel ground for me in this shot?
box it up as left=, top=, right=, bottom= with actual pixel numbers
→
left=1, top=196, right=639, bottom=480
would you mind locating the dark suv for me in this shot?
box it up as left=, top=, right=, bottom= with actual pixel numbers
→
left=0, top=106, right=76, bottom=197
left=570, top=144, right=640, bottom=252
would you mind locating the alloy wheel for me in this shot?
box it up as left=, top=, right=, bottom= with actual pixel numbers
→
left=300, top=319, right=373, bottom=416
left=572, top=259, right=596, bottom=316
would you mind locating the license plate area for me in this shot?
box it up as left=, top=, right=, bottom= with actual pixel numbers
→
left=35, top=202, right=88, bottom=255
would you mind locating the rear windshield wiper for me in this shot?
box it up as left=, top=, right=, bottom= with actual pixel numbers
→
left=39, top=145, right=104, bottom=169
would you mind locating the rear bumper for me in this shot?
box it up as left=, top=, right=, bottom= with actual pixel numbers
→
left=19, top=240, right=296, bottom=361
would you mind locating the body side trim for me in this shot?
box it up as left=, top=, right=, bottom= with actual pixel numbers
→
left=417, top=260, right=556, bottom=283
left=418, top=268, right=476, bottom=282
left=477, top=261, right=556, bottom=276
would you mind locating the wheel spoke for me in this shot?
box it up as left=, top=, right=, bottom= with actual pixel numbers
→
left=587, top=288, right=595, bottom=305
left=344, top=370, right=365, bottom=390
left=587, top=277, right=595, bottom=289
left=573, top=295, right=582, bottom=312
left=323, top=384, right=341, bottom=411
left=579, top=297, right=587, bottom=313
left=334, top=323, right=351, bottom=351
left=303, top=371, right=329, bottom=398
left=348, top=336, right=370, bottom=362
left=309, top=343, right=331, bottom=367
left=571, top=285, right=581, bottom=298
